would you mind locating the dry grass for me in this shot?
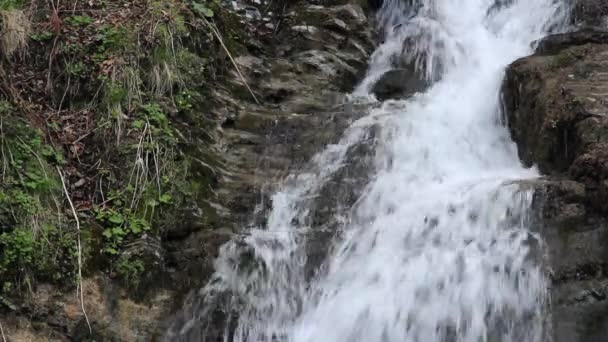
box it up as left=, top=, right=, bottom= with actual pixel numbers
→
left=0, top=9, right=30, bottom=58
left=149, top=60, right=180, bottom=96
left=148, top=23, right=183, bottom=96
left=105, top=62, right=143, bottom=144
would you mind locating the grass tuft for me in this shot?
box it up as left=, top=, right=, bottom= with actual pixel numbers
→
left=0, top=9, right=30, bottom=58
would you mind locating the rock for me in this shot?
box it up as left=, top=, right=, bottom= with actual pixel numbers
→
left=291, top=25, right=319, bottom=34
left=297, top=49, right=357, bottom=78
left=0, top=0, right=378, bottom=340
left=367, top=0, right=383, bottom=11
left=535, top=29, right=608, bottom=55
left=502, top=24, right=608, bottom=342
left=572, top=0, right=608, bottom=28
left=530, top=178, right=587, bottom=225
left=118, top=235, right=165, bottom=298
left=163, top=1, right=378, bottom=337
left=244, top=7, right=261, bottom=21
left=502, top=39, right=608, bottom=174
left=323, top=18, right=349, bottom=33
left=332, top=4, right=367, bottom=25
left=370, top=68, right=430, bottom=100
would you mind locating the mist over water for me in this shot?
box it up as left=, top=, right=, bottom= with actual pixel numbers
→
left=168, top=0, right=569, bottom=341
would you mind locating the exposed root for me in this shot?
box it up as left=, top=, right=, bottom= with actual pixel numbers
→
left=0, top=9, right=31, bottom=58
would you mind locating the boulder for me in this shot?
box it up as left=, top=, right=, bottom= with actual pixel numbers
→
left=535, top=29, right=608, bottom=55
left=371, top=68, right=429, bottom=100
left=503, top=37, right=608, bottom=175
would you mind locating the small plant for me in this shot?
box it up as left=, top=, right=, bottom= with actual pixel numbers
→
left=30, top=30, right=54, bottom=42
left=137, top=103, right=177, bottom=144
left=192, top=1, right=215, bottom=18
left=0, top=0, right=23, bottom=10
left=0, top=115, right=75, bottom=296
left=0, top=99, right=12, bottom=113
left=96, top=205, right=152, bottom=255
left=61, top=42, right=87, bottom=55
left=175, top=89, right=198, bottom=111
left=116, top=254, right=145, bottom=288
left=96, top=25, right=130, bottom=52
left=66, top=15, right=94, bottom=26
left=0, top=228, right=36, bottom=275
left=105, top=82, right=127, bottom=107
left=66, top=61, right=89, bottom=77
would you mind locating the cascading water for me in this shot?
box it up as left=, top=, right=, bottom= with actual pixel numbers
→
left=167, top=0, right=570, bottom=341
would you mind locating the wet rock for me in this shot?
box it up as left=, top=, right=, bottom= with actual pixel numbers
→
left=243, top=6, right=261, bottom=21
left=520, top=176, right=608, bottom=342
left=503, top=40, right=608, bottom=174
left=291, top=25, right=319, bottom=34
left=530, top=179, right=587, bottom=225
left=119, top=235, right=165, bottom=299
left=502, top=20, right=608, bottom=342
left=368, top=0, right=383, bottom=11
left=572, top=0, right=608, bottom=28
left=535, top=29, right=608, bottom=55
left=164, top=1, right=377, bottom=337
left=332, top=4, right=368, bottom=25
left=371, top=68, right=430, bottom=100
left=323, top=18, right=349, bottom=33
left=503, top=35, right=608, bottom=221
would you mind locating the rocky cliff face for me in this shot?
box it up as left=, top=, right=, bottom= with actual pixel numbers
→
left=0, top=0, right=377, bottom=340
left=502, top=2, right=608, bottom=340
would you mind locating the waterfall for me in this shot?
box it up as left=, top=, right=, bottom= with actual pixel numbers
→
left=167, top=0, right=569, bottom=341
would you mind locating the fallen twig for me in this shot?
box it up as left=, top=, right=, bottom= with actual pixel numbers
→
left=0, top=320, right=6, bottom=342
left=204, top=19, right=261, bottom=105
left=57, top=166, right=91, bottom=334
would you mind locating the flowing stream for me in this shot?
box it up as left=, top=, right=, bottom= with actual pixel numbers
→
left=168, top=0, right=569, bottom=341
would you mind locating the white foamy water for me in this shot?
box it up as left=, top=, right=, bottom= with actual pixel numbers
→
left=168, top=0, right=569, bottom=341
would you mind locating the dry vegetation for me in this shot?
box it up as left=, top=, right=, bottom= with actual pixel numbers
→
left=0, top=0, right=236, bottom=307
